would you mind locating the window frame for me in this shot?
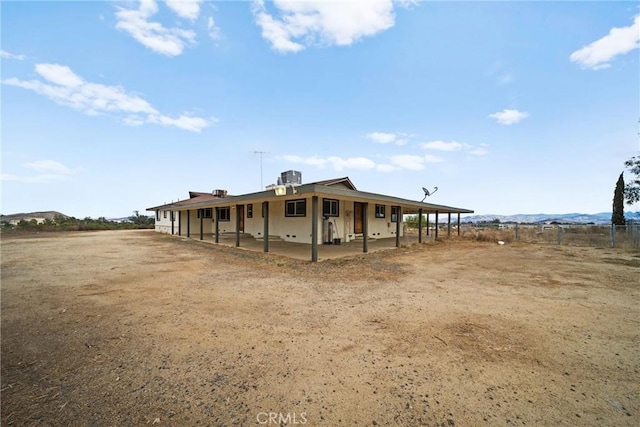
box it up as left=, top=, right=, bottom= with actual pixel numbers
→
left=156, top=210, right=161, bottom=221
left=285, top=199, right=307, bottom=217
left=247, top=204, right=253, bottom=218
left=391, top=206, right=399, bottom=223
left=197, top=208, right=213, bottom=219
left=218, top=207, right=231, bottom=221
left=375, top=204, right=386, bottom=219
left=322, top=198, right=339, bottom=217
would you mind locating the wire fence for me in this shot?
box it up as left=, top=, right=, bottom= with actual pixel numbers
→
left=458, top=223, right=640, bottom=249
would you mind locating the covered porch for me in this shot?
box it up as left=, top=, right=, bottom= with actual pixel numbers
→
left=180, top=230, right=448, bottom=262
left=153, top=181, right=473, bottom=262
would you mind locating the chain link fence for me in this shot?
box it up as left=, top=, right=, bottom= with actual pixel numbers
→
left=459, top=222, right=640, bottom=249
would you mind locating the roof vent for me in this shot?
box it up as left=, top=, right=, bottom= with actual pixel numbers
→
left=281, top=170, right=302, bottom=186
left=213, top=189, right=227, bottom=197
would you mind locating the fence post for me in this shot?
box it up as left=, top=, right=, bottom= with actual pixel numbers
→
left=610, top=224, right=616, bottom=248
left=557, top=226, right=563, bottom=245
left=515, top=224, right=520, bottom=241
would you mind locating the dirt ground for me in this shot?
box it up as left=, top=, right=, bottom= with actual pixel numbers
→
left=1, top=230, right=638, bottom=426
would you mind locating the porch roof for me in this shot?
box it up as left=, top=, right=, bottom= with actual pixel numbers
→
left=147, top=182, right=473, bottom=215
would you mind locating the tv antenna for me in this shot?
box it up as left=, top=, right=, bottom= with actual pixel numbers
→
left=421, top=186, right=438, bottom=202
left=252, top=151, right=269, bottom=190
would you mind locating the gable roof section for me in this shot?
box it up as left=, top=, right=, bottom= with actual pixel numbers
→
left=147, top=191, right=219, bottom=211
left=307, top=177, right=357, bottom=190
left=189, top=191, right=211, bottom=198
left=147, top=177, right=473, bottom=215
left=303, top=183, right=473, bottom=214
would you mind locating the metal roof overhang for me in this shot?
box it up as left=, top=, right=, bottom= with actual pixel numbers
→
left=146, top=184, right=474, bottom=215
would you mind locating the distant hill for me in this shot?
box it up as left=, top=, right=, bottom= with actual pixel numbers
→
left=461, top=212, right=640, bottom=225
left=1, top=211, right=68, bottom=225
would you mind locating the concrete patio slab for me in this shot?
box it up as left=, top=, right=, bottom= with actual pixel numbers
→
left=179, top=232, right=440, bottom=261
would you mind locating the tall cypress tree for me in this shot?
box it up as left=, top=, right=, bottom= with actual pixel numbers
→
left=612, top=172, right=625, bottom=225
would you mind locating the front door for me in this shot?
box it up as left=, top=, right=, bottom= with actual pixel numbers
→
left=354, top=202, right=364, bottom=234
left=238, top=205, right=245, bottom=232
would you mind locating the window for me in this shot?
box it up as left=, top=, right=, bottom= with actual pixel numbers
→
left=156, top=210, right=160, bottom=221
left=391, top=206, right=399, bottom=223
left=285, top=199, right=306, bottom=217
left=247, top=204, right=253, bottom=218
left=170, top=211, right=176, bottom=221
left=218, top=207, right=230, bottom=221
left=375, top=204, right=385, bottom=218
left=323, top=199, right=339, bottom=217
left=197, top=208, right=213, bottom=219
left=163, top=210, right=167, bottom=219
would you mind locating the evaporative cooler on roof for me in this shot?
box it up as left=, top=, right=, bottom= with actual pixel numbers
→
left=281, top=170, right=302, bottom=185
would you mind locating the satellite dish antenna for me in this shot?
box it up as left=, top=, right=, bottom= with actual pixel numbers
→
left=421, top=186, right=438, bottom=202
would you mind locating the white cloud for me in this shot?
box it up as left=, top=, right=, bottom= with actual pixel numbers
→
left=394, top=0, right=419, bottom=7
left=208, top=16, right=221, bottom=41
left=420, top=140, right=466, bottom=151
left=421, top=139, right=489, bottom=157
left=252, top=0, right=396, bottom=53
left=1, top=50, right=26, bottom=60
left=123, top=115, right=146, bottom=127
left=467, top=146, right=489, bottom=156
left=489, top=109, right=529, bottom=125
left=365, top=131, right=407, bottom=145
left=367, top=132, right=396, bottom=144
left=285, top=152, right=445, bottom=173
left=24, top=160, right=75, bottom=175
left=115, top=0, right=196, bottom=56
left=424, top=154, right=444, bottom=163
left=570, top=15, right=640, bottom=70
left=283, top=154, right=376, bottom=171
left=329, top=156, right=376, bottom=171
left=3, top=63, right=211, bottom=132
left=2, top=160, right=76, bottom=184
left=376, top=164, right=398, bottom=172
left=166, top=0, right=202, bottom=20
left=35, top=63, right=84, bottom=87
left=148, top=113, right=212, bottom=133
left=390, top=154, right=424, bottom=170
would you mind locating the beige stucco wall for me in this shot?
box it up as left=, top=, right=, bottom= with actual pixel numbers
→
left=243, top=203, right=261, bottom=237
left=181, top=209, right=214, bottom=236
left=154, top=197, right=405, bottom=243
left=365, top=203, right=403, bottom=240
left=154, top=209, right=176, bottom=234
left=155, top=209, right=217, bottom=236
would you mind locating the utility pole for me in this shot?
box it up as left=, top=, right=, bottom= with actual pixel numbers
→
left=252, top=151, right=268, bottom=190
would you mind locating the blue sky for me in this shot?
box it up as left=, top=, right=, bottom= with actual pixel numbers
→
left=2, top=0, right=639, bottom=218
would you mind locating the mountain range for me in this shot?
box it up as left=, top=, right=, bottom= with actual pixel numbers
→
left=2, top=211, right=639, bottom=226
left=1, top=211, right=68, bottom=224
left=461, top=212, right=640, bottom=224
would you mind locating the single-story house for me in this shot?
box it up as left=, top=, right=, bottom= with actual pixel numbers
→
left=146, top=171, right=473, bottom=262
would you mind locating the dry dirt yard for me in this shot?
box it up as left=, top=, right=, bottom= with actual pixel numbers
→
left=1, top=230, right=638, bottom=426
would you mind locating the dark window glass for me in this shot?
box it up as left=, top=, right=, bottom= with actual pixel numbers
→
left=218, top=207, right=230, bottom=221
left=391, top=206, right=399, bottom=223
left=285, top=199, right=306, bottom=217
left=323, top=199, right=339, bottom=217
